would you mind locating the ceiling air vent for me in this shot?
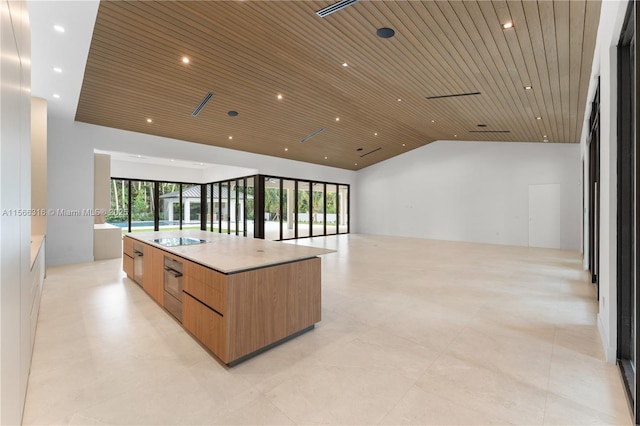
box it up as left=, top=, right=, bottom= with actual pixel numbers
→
left=360, top=147, right=381, bottom=158
left=300, top=128, right=325, bottom=143
left=426, top=91, right=481, bottom=100
left=192, top=92, right=214, bottom=116
left=468, top=130, right=511, bottom=133
left=316, top=0, right=360, bottom=17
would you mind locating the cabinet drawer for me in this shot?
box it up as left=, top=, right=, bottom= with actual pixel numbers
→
left=123, top=253, right=134, bottom=278
left=183, top=293, right=227, bottom=361
left=123, top=236, right=133, bottom=258
left=184, top=262, right=226, bottom=314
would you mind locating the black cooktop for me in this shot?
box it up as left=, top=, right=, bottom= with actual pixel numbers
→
left=152, top=237, right=208, bottom=247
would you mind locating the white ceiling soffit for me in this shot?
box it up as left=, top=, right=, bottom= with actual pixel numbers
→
left=28, top=0, right=99, bottom=119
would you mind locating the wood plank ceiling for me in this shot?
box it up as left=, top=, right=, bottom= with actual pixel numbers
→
left=76, top=0, right=601, bottom=171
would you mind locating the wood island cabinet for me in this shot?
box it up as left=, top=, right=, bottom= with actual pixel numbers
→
left=123, top=235, right=134, bottom=279
left=144, top=246, right=164, bottom=306
left=122, top=232, right=327, bottom=365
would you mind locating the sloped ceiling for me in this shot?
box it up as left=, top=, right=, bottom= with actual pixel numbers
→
left=75, top=0, right=601, bottom=170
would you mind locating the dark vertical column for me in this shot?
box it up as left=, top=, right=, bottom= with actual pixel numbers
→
left=243, top=178, right=248, bottom=237
left=294, top=181, right=299, bottom=239
left=200, top=184, right=207, bottom=231
left=179, top=184, right=183, bottom=230
left=279, top=179, right=284, bottom=240
left=634, top=2, right=640, bottom=422
left=307, top=181, right=312, bottom=238
left=255, top=175, right=265, bottom=239
left=210, top=184, right=214, bottom=233
left=153, top=182, right=160, bottom=231
left=336, top=184, right=340, bottom=232
left=127, top=180, right=132, bottom=233
left=323, top=183, right=327, bottom=236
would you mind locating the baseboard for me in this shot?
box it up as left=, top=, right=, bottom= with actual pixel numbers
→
left=597, top=313, right=617, bottom=364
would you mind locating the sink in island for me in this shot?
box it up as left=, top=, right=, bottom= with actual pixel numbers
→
left=122, top=230, right=332, bottom=366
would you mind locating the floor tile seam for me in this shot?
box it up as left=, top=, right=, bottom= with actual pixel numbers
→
left=372, top=380, right=422, bottom=426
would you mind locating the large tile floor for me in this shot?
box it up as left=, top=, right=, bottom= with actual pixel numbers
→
left=23, top=234, right=632, bottom=425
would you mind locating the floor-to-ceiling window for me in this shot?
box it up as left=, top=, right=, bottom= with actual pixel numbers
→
left=158, top=182, right=180, bottom=231
left=171, top=174, right=350, bottom=241
left=617, top=1, right=638, bottom=417
left=312, top=183, right=325, bottom=237
left=106, top=178, right=129, bottom=232
left=130, top=180, right=155, bottom=232
left=338, top=184, right=350, bottom=234
left=588, top=83, right=601, bottom=290
left=108, top=178, right=201, bottom=233
left=297, top=181, right=311, bottom=239
left=264, top=177, right=281, bottom=240
left=326, top=184, right=338, bottom=235
left=246, top=177, right=255, bottom=238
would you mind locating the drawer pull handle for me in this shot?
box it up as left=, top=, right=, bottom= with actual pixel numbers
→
left=164, top=266, right=183, bottom=278
left=133, top=250, right=143, bottom=256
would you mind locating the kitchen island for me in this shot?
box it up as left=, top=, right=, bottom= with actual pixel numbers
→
left=122, top=230, right=332, bottom=366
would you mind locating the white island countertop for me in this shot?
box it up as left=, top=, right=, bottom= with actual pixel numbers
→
left=125, top=230, right=334, bottom=273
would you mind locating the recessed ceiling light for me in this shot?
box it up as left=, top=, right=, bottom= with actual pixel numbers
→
left=397, top=98, right=402, bottom=102
left=146, top=118, right=153, bottom=123
left=543, top=134, right=547, bottom=138
left=284, top=148, right=288, bottom=151
left=524, top=86, right=533, bottom=90
left=335, top=117, right=340, bottom=121
left=502, top=22, right=514, bottom=29
left=137, top=155, right=142, bottom=158
left=53, top=94, right=61, bottom=99
left=228, top=136, right=233, bottom=140
left=376, top=27, right=395, bottom=38
left=53, top=25, right=65, bottom=33
left=431, top=120, right=435, bottom=123
left=277, top=94, right=283, bottom=100
left=536, top=116, right=542, bottom=120
left=170, top=159, right=175, bottom=162
left=324, top=156, right=328, bottom=160
left=53, top=67, right=62, bottom=73
left=402, top=143, right=406, bottom=147
left=199, top=162, right=204, bottom=166
left=454, top=134, right=457, bottom=137
left=342, top=62, right=348, bottom=67
left=374, top=132, right=378, bottom=136
left=355, top=163, right=358, bottom=166
left=182, top=57, right=190, bottom=64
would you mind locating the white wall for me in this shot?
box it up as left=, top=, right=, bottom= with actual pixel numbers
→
left=0, top=1, right=36, bottom=423
left=580, top=0, right=629, bottom=364
left=47, top=119, right=356, bottom=265
left=355, top=140, right=581, bottom=250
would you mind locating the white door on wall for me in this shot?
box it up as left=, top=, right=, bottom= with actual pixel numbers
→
left=528, top=183, right=561, bottom=249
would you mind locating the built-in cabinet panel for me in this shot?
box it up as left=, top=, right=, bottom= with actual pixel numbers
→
left=123, top=236, right=133, bottom=258
left=123, top=253, right=134, bottom=279
left=183, top=261, right=226, bottom=315
left=183, top=293, right=227, bottom=361
left=1, top=0, right=36, bottom=423
left=226, top=258, right=321, bottom=361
